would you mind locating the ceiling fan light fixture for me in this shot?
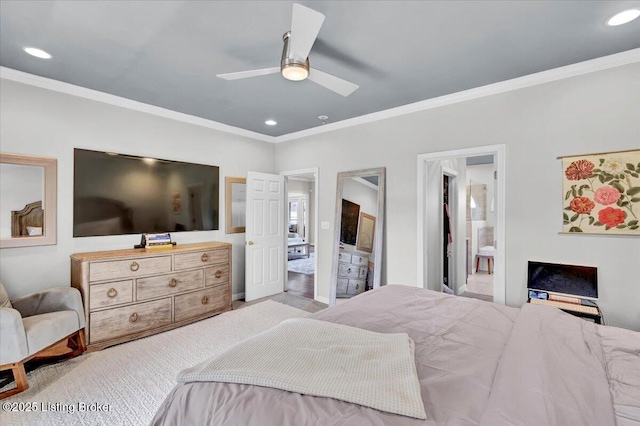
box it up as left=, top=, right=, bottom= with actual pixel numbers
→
left=281, top=62, right=309, bottom=81
left=280, top=31, right=309, bottom=81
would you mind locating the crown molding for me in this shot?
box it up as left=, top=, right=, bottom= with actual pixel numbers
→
left=0, top=67, right=277, bottom=144
left=2, top=48, right=639, bottom=145
left=273, top=48, right=640, bottom=143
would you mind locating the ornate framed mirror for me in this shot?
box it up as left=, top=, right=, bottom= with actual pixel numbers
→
left=225, top=176, right=246, bottom=233
left=0, top=153, right=57, bottom=248
left=329, top=167, right=385, bottom=305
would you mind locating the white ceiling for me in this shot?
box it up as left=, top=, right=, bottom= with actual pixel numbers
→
left=1, top=1, right=639, bottom=138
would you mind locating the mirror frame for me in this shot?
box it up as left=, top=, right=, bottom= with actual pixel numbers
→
left=225, top=176, right=246, bottom=234
left=329, top=167, right=386, bottom=305
left=0, top=153, right=57, bottom=248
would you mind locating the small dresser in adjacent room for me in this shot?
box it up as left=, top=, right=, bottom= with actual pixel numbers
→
left=335, top=251, right=369, bottom=298
left=71, top=242, right=231, bottom=351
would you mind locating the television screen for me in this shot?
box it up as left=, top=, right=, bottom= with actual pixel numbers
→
left=527, top=261, right=598, bottom=299
left=340, top=199, right=360, bottom=245
left=74, top=149, right=219, bottom=237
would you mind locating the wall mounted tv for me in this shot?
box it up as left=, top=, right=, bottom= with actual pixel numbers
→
left=74, top=149, right=219, bottom=237
left=340, top=199, right=360, bottom=245
left=527, top=261, right=598, bottom=300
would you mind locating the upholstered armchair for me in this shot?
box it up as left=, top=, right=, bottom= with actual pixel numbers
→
left=0, top=283, right=86, bottom=398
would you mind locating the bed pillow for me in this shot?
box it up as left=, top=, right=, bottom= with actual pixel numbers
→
left=26, top=226, right=43, bottom=236
left=0, top=283, right=12, bottom=309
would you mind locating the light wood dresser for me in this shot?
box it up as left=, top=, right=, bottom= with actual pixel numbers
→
left=336, top=251, right=369, bottom=298
left=71, top=242, right=232, bottom=351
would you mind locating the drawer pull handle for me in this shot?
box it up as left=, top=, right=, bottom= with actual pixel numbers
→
left=201, top=253, right=209, bottom=262
left=107, top=288, right=118, bottom=298
left=129, top=313, right=139, bottom=323
left=214, top=270, right=223, bottom=279
left=130, top=261, right=139, bottom=272
left=347, top=268, right=352, bottom=273
left=201, top=296, right=209, bottom=305
left=169, top=278, right=178, bottom=288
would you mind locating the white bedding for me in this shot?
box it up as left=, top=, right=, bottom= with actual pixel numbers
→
left=177, top=318, right=427, bottom=419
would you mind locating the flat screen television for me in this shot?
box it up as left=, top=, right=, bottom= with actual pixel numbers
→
left=527, top=261, right=598, bottom=300
left=340, top=199, right=360, bottom=245
left=74, top=149, right=219, bottom=237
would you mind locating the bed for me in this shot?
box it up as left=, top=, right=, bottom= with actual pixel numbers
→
left=11, top=200, right=43, bottom=237
left=151, top=285, right=640, bottom=426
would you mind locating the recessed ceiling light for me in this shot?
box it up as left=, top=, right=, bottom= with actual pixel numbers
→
left=607, top=9, right=640, bottom=26
left=265, top=120, right=277, bottom=126
left=23, top=47, right=52, bottom=59
left=142, top=157, right=156, bottom=165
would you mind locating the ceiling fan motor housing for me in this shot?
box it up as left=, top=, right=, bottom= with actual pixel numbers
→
left=281, top=31, right=309, bottom=81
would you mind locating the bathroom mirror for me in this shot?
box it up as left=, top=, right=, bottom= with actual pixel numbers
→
left=225, top=176, right=246, bottom=233
left=0, top=153, right=57, bottom=248
left=329, top=167, right=385, bottom=305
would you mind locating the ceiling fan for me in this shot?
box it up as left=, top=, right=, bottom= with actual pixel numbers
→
left=216, top=3, right=359, bottom=97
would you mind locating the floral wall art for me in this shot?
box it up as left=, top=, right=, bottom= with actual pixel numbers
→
left=561, top=149, right=640, bottom=235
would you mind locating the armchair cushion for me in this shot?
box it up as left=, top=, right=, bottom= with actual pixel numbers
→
left=0, top=283, right=12, bottom=309
left=11, top=287, right=85, bottom=329
left=22, top=311, right=80, bottom=357
left=0, top=307, right=28, bottom=365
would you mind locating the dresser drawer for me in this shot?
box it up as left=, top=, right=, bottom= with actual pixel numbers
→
left=347, top=279, right=366, bottom=296
left=174, top=286, right=230, bottom=322
left=338, top=263, right=361, bottom=278
left=89, top=256, right=171, bottom=282
left=337, top=252, right=352, bottom=263
left=205, top=265, right=230, bottom=287
left=336, top=278, right=349, bottom=295
left=351, top=254, right=368, bottom=267
left=89, top=298, right=171, bottom=343
left=89, top=280, right=133, bottom=310
left=175, top=248, right=229, bottom=270
left=136, top=269, right=204, bottom=301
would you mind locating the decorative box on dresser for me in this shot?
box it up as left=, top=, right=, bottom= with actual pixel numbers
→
left=71, top=242, right=231, bottom=351
left=336, top=251, right=369, bottom=298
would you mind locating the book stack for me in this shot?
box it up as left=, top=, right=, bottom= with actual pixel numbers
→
left=144, top=233, right=173, bottom=249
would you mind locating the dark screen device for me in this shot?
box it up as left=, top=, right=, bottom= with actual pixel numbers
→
left=527, top=261, right=598, bottom=300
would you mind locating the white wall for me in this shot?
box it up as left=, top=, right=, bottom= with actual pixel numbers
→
left=275, top=63, right=640, bottom=331
left=0, top=79, right=275, bottom=299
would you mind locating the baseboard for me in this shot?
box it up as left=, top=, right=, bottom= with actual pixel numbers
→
left=232, top=292, right=245, bottom=301
left=315, top=295, right=329, bottom=304
left=456, top=284, right=468, bottom=296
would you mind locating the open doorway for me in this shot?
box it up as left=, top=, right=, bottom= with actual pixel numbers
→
left=417, top=145, right=506, bottom=305
left=465, top=156, right=496, bottom=301
left=281, top=168, right=318, bottom=302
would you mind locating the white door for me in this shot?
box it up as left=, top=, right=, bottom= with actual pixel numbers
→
left=245, top=172, right=285, bottom=301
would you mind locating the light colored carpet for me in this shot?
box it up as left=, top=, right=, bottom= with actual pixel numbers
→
left=287, top=251, right=315, bottom=274
left=0, top=300, right=308, bottom=426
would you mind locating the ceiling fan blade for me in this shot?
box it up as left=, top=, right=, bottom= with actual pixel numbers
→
left=289, top=3, right=325, bottom=62
left=216, top=67, right=280, bottom=80
left=308, top=69, right=359, bottom=97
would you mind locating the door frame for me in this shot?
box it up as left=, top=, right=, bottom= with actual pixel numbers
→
left=280, top=167, right=319, bottom=302
left=417, top=144, right=506, bottom=305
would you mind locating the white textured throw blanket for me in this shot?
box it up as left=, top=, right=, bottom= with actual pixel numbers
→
left=178, top=318, right=427, bottom=419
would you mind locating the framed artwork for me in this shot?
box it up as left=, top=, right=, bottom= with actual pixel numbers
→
left=356, top=212, right=376, bottom=252
left=560, top=149, right=640, bottom=235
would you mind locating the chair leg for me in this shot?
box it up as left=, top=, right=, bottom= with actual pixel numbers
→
left=488, top=258, right=492, bottom=275
left=0, top=363, right=29, bottom=399
left=67, top=329, right=87, bottom=357
left=475, top=257, right=480, bottom=273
